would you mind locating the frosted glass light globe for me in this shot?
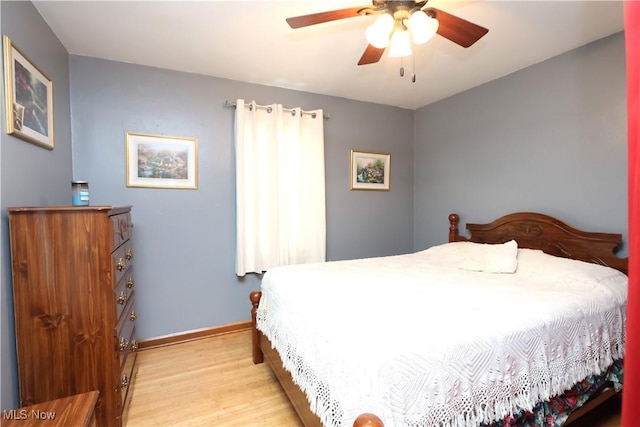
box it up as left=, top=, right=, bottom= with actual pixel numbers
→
left=365, top=13, right=394, bottom=48
left=408, top=10, right=439, bottom=45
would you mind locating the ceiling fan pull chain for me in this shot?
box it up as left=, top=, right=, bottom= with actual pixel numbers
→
left=412, top=54, right=416, bottom=83
left=400, top=56, right=405, bottom=77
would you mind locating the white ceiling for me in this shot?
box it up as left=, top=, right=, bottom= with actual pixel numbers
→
left=32, top=0, right=624, bottom=110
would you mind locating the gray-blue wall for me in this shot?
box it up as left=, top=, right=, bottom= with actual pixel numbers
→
left=1, top=0, right=73, bottom=410
left=413, top=32, right=627, bottom=253
left=68, top=56, right=415, bottom=341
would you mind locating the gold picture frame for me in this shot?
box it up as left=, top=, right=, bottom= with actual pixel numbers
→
left=126, top=132, right=198, bottom=189
left=350, top=149, right=390, bottom=191
left=3, top=35, right=54, bottom=149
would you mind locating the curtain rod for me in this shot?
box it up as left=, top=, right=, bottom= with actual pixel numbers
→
left=225, top=100, right=330, bottom=120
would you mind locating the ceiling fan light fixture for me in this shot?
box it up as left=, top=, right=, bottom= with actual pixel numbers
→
left=408, top=10, right=439, bottom=45
left=388, top=29, right=412, bottom=58
left=365, top=13, right=394, bottom=48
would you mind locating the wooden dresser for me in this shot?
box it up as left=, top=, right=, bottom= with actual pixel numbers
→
left=8, top=206, right=138, bottom=427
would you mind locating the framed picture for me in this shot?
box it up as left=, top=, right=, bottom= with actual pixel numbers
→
left=126, top=132, right=198, bottom=189
left=3, top=35, right=54, bottom=149
left=350, top=149, right=390, bottom=191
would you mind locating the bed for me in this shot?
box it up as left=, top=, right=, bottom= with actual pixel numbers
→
left=249, top=212, right=628, bottom=427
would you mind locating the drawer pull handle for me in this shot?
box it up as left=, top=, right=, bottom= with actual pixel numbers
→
left=127, top=277, right=135, bottom=289
left=131, top=340, right=139, bottom=352
left=125, top=249, right=134, bottom=261
left=119, top=337, right=129, bottom=351
left=121, top=375, right=129, bottom=388
left=117, top=292, right=128, bottom=305
left=116, top=259, right=125, bottom=271
left=129, top=310, right=137, bottom=321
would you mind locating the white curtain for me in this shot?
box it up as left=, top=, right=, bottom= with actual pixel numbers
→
left=234, top=99, right=326, bottom=276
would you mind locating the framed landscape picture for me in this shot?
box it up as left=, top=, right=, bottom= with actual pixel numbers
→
left=126, top=132, right=198, bottom=189
left=3, top=35, right=54, bottom=149
left=350, top=149, right=390, bottom=191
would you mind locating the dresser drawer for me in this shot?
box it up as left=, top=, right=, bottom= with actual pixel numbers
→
left=114, top=268, right=135, bottom=320
left=121, top=350, right=138, bottom=425
left=111, top=212, right=132, bottom=249
left=116, top=293, right=136, bottom=370
left=113, top=240, right=134, bottom=285
left=120, top=329, right=137, bottom=406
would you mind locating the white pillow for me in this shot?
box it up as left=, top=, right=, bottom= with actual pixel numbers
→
left=458, top=240, right=518, bottom=273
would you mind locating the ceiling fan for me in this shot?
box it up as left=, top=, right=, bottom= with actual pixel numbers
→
left=286, top=0, right=489, bottom=66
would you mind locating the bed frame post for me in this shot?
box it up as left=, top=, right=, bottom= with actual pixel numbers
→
left=448, top=213, right=461, bottom=242
left=353, top=413, right=384, bottom=427
left=250, top=291, right=264, bottom=364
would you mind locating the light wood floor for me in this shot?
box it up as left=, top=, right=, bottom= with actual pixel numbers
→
left=126, top=330, right=621, bottom=426
left=126, top=330, right=301, bottom=426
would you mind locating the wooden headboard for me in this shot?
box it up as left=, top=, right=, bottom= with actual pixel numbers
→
left=448, top=212, right=628, bottom=274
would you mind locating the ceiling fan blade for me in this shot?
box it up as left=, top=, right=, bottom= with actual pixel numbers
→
left=357, top=44, right=385, bottom=65
left=424, top=7, right=488, bottom=48
left=286, top=6, right=370, bottom=29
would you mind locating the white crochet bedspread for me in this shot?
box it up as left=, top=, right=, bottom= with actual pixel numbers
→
left=256, top=243, right=627, bottom=427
